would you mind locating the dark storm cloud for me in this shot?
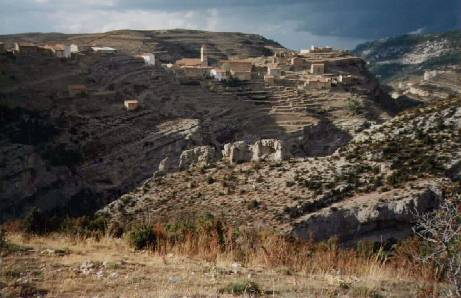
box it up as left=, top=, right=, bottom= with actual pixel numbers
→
left=0, top=0, right=459, bottom=48
left=114, top=0, right=460, bottom=39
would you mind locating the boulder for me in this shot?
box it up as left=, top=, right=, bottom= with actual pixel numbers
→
left=251, top=139, right=285, bottom=162
left=222, top=141, right=252, bottom=164
left=178, top=146, right=219, bottom=170
left=158, top=157, right=174, bottom=173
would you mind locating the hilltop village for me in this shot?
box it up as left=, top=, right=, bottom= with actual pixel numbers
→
left=2, top=41, right=362, bottom=114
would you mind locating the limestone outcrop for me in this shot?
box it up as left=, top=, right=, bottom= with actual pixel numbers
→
left=251, top=139, right=285, bottom=162
left=291, top=184, right=441, bottom=243
left=222, top=141, right=253, bottom=164
left=178, top=146, right=220, bottom=170
left=222, top=139, right=287, bottom=165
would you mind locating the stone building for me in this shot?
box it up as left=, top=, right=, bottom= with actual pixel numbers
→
left=138, top=53, right=158, bottom=65
left=338, top=74, right=354, bottom=85
left=210, top=68, right=230, bottom=81
left=290, top=57, right=304, bottom=67
left=310, top=63, right=325, bottom=75
left=267, top=65, right=281, bottom=77
left=221, top=61, right=253, bottom=81
left=124, top=100, right=140, bottom=111
left=305, top=77, right=332, bottom=89
left=14, top=42, right=40, bottom=56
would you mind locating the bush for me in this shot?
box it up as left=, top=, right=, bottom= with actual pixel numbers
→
left=206, top=176, right=215, bottom=184
left=23, top=208, right=58, bottom=235
left=128, top=226, right=157, bottom=250
left=346, top=98, right=363, bottom=115
left=219, top=280, right=263, bottom=296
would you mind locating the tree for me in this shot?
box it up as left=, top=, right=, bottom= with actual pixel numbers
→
left=414, top=192, right=461, bottom=297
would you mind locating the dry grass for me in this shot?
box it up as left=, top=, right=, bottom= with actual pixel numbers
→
left=0, top=224, right=444, bottom=297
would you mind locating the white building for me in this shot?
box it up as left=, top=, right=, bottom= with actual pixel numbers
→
left=64, top=44, right=79, bottom=58
left=139, top=53, right=157, bottom=65
left=91, top=47, right=117, bottom=54
left=210, top=68, right=230, bottom=81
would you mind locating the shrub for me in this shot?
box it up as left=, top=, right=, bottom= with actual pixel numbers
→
left=128, top=226, right=157, bottom=250
left=247, top=200, right=260, bottom=210
left=219, top=280, right=263, bottom=296
left=347, top=98, right=363, bottom=115
left=23, top=208, right=58, bottom=235
left=206, top=176, right=215, bottom=184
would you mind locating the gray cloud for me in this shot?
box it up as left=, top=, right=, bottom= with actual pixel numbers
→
left=0, top=0, right=459, bottom=49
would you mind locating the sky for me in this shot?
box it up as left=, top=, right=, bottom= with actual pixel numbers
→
left=0, top=0, right=460, bottom=50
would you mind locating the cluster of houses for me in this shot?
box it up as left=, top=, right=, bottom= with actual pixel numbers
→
left=169, top=44, right=357, bottom=92
left=0, top=41, right=120, bottom=58
left=2, top=40, right=360, bottom=112
left=170, top=44, right=254, bottom=81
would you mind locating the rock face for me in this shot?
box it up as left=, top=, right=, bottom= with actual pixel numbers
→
left=222, top=139, right=287, bottom=164
left=222, top=141, right=253, bottom=164
left=178, top=146, right=220, bottom=170
left=158, top=157, right=174, bottom=173
left=353, top=30, right=461, bottom=82
left=291, top=184, right=441, bottom=243
left=251, top=139, right=285, bottom=162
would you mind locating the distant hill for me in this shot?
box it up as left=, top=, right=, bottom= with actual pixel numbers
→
left=353, top=30, right=461, bottom=82
left=0, top=29, right=283, bottom=63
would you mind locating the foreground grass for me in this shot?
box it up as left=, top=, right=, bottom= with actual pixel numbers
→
left=0, top=232, right=442, bottom=298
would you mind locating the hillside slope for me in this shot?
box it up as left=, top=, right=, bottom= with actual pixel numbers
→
left=353, top=30, right=461, bottom=82
left=0, top=29, right=282, bottom=62
left=101, top=97, right=461, bottom=243
left=0, top=30, right=397, bottom=223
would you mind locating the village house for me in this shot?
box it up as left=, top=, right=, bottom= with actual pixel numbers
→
left=304, top=77, right=332, bottom=89
left=221, top=61, right=253, bottom=81
left=264, top=75, right=275, bottom=84
left=124, top=100, right=140, bottom=111
left=210, top=68, right=230, bottom=81
left=338, top=74, right=355, bottom=85
left=174, top=45, right=212, bottom=79
left=14, top=42, right=40, bottom=56
left=91, top=47, right=117, bottom=54
left=290, top=57, right=305, bottom=67
left=267, top=65, right=282, bottom=77
left=138, top=53, right=158, bottom=66
left=175, top=58, right=204, bottom=68
left=68, top=85, right=88, bottom=97
left=175, top=44, right=209, bottom=68
left=310, top=63, right=325, bottom=75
